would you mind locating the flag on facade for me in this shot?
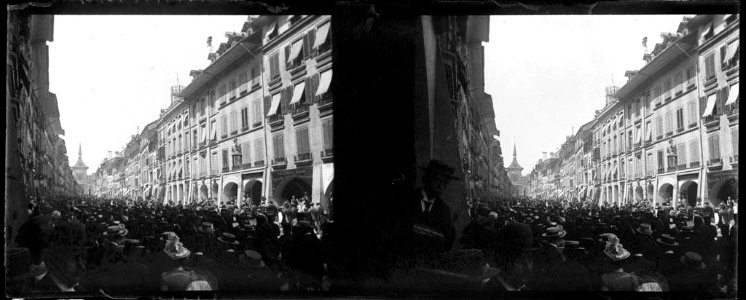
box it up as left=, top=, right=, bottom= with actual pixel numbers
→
left=207, top=36, right=213, bottom=47
left=642, top=37, right=647, bottom=48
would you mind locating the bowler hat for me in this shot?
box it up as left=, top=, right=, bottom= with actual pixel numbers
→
left=656, top=234, right=679, bottom=247
left=217, top=232, right=240, bottom=245
left=636, top=223, right=653, bottom=235
left=420, top=160, right=461, bottom=180
left=198, top=222, right=215, bottom=234
left=680, top=252, right=706, bottom=270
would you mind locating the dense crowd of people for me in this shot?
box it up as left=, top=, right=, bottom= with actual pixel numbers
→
left=7, top=195, right=339, bottom=294
left=5, top=159, right=739, bottom=297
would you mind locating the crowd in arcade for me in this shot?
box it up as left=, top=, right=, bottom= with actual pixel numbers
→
left=7, top=194, right=337, bottom=294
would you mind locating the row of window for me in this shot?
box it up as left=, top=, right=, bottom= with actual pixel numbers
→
left=599, top=125, right=738, bottom=181
left=268, top=22, right=331, bottom=81
left=704, top=39, right=740, bottom=82
left=162, top=118, right=333, bottom=181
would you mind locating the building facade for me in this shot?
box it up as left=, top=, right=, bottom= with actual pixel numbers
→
left=530, top=15, right=739, bottom=207
left=89, top=16, right=334, bottom=209
left=261, top=15, right=334, bottom=209
left=7, top=13, right=80, bottom=246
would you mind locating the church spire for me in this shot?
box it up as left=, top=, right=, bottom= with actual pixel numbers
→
left=513, top=142, right=517, bottom=158
left=73, top=142, right=88, bottom=170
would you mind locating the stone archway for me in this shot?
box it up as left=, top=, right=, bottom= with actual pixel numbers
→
left=223, top=182, right=238, bottom=204
left=635, top=185, right=644, bottom=202
left=710, top=178, right=737, bottom=206
left=211, top=182, right=219, bottom=202
left=276, top=177, right=312, bottom=204
left=244, top=180, right=262, bottom=206
left=658, top=183, right=674, bottom=204
left=647, top=183, right=655, bottom=204
left=680, top=181, right=699, bottom=207
left=200, top=184, right=208, bottom=202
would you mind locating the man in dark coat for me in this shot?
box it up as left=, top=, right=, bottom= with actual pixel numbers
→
left=410, top=160, right=459, bottom=253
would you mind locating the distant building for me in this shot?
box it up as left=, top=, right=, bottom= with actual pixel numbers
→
left=506, top=143, right=529, bottom=197
left=72, top=143, right=94, bottom=195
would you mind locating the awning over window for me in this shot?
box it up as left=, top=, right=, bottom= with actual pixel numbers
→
left=724, top=41, right=739, bottom=63
left=267, top=93, right=281, bottom=116
left=700, top=23, right=712, bottom=40
left=265, top=22, right=276, bottom=39
left=702, top=93, right=717, bottom=117
left=290, top=82, right=306, bottom=104
left=314, top=22, right=330, bottom=48
left=315, top=70, right=332, bottom=96
left=287, top=40, right=303, bottom=63
left=726, top=83, right=740, bottom=105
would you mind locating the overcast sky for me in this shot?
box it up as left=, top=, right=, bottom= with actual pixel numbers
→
left=51, top=15, right=247, bottom=173
left=485, top=15, right=690, bottom=176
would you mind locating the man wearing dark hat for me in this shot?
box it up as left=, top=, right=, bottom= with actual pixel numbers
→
left=486, top=223, right=538, bottom=292
left=410, top=160, right=459, bottom=253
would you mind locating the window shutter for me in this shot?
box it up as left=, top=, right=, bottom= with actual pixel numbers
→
left=264, top=95, right=271, bottom=116
left=677, top=143, right=686, bottom=164
left=255, top=138, right=264, bottom=162
left=732, top=128, right=739, bottom=155
left=690, top=140, right=700, bottom=164
left=242, top=142, right=251, bottom=164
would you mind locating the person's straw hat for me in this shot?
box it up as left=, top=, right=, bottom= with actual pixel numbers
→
left=542, top=227, right=567, bottom=239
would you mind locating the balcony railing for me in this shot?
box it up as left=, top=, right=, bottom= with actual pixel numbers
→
left=218, top=95, right=226, bottom=106
left=667, top=166, right=678, bottom=172
left=727, top=104, right=739, bottom=118
left=238, top=83, right=248, bottom=95
left=272, top=157, right=287, bottom=165
left=296, top=152, right=312, bottom=162
left=707, top=158, right=723, bottom=168
left=321, top=148, right=333, bottom=157
left=730, top=155, right=739, bottom=164
left=269, top=114, right=283, bottom=124
left=658, top=167, right=665, bottom=173
left=292, top=103, right=309, bottom=117
left=688, top=122, right=697, bottom=129
left=676, top=127, right=684, bottom=133
left=254, top=160, right=265, bottom=167
left=689, top=161, right=700, bottom=168
left=252, top=121, right=262, bottom=128
left=251, top=78, right=261, bottom=90
left=222, top=167, right=229, bottom=173
left=704, top=115, right=719, bottom=126
left=666, top=131, right=673, bottom=137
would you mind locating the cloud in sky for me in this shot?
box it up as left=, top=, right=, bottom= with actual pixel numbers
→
left=485, top=15, right=690, bottom=175
left=50, top=15, right=247, bottom=173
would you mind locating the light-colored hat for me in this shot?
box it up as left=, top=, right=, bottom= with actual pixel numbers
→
left=602, top=233, right=630, bottom=261
left=163, top=232, right=190, bottom=259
